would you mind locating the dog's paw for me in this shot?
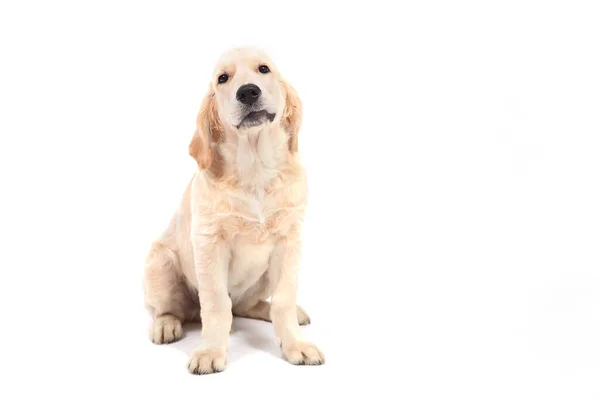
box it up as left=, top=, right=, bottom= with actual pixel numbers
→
left=150, top=315, right=183, bottom=344
left=297, top=306, right=311, bottom=325
left=188, top=348, right=227, bottom=375
left=282, top=341, right=325, bottom=365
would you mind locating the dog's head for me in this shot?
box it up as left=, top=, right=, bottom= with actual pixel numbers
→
left=189, top=47, right=302, bottom=170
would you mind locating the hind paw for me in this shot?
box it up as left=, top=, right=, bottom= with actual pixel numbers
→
left=150, top=314, right=183, bottom=344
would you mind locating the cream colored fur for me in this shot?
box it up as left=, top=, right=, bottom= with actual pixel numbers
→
left=143, top=47, right=324, bottom=374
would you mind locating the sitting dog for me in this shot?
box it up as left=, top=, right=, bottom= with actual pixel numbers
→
left=143, top=47, right=324, bottom=374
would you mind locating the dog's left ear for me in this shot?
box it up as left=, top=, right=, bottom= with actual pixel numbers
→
left=189, top=86, right=223, bottom=170
left=280, top=78, right=303, bottom=152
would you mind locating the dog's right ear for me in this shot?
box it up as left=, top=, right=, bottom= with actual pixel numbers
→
left=280, top=78, right=303, bottom=153
left=189, top=87, right=223, bottom=170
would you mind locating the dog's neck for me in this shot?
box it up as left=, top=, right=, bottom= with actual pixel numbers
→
left=219, top=123, right=288, bottom=193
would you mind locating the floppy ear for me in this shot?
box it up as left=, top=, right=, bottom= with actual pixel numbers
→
left=280, top=78, right=303, bottom=152
left=189, top=87, right=223, bottom=170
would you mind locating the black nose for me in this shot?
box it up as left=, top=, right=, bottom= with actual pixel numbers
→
left=236, top=84, right=261, bottom=106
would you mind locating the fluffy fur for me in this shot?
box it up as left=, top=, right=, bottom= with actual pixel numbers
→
left=143, top=47, right=324, bottom=374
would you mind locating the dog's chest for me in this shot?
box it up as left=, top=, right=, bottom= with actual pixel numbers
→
left=227, top=238, right=274, bottom=299
left=224, top=191, right=280, bottom=299
left=229, top=186, right=271, bottom=222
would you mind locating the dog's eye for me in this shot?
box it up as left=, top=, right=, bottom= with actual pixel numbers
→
left=218, top=73, right=228, bottom=84
left=258, top=65, right=270, bottom=74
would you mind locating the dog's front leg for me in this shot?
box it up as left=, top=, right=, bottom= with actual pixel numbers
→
left=270, top=235, right=325, bottom=366
left=187, top=232, right=232, bottom=375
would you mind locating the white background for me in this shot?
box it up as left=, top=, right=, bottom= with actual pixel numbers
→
left=1, top=1, right=599, bottom=398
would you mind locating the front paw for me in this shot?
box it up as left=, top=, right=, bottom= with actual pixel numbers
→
left=282, top=341, right=325, bottom=365
left=187, top=348, right=227, bottom=375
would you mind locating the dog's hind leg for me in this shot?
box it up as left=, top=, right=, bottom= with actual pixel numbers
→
left=143, top=242, right=198, bottom=344
left=231, top=273, right=311, bottom=325
left=233, top=300, right=311, bottom=325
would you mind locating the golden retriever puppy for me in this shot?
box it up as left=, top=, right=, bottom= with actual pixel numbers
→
left=143, top=47, right=324, bottom=374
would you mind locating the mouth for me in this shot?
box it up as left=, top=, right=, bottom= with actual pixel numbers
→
left=236, top=110, right=276, bottom=129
